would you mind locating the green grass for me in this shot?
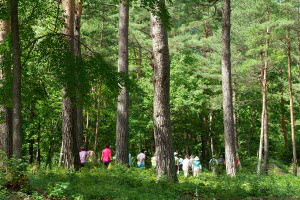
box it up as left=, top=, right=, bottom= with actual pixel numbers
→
left=1, top=162, right=300, bottom=199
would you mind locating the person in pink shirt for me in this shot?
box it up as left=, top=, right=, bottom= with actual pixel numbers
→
left=79, top=146, right=88, bottom=167
left=101, top=144, right=112, bottom=168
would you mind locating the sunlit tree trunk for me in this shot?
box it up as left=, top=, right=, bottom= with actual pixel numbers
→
left=116, top=0, right=129, bottom=165
left=151, top=0, right=178, bottom=182
left=221, top=0, right=236, bottom=176
left=0, top=19, right=13, bottom=159
left=286, top=28, right=297, bottom=176
left=257, top=50, right=264, bottom=175
left=262, top=3, right=269, bottom=174
left=11, top=0, right=22, bottom=159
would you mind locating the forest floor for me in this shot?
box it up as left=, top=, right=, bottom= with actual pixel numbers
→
left=1, top=161, right=300, bottom=200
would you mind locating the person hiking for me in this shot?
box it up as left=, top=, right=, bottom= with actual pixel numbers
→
left=193, top=156, right=202, bottom=177
left=178, top=155, right=183, bottom=172
left=182, top=155, right=190, bottom=178
left=137, top=149, right=146, bottom=168
left=151, top=153, right=157, bottom=168
left=86, top=150, right=95, bottom=162
left=101, top=144, right=112, bottom=168
left=209, top=155, right=218, bottom=173
left=79, top=146, right=88, bottom=167
left=218, top=155, right=224, bottom=165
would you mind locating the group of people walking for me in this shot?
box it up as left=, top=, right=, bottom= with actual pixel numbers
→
left=79, top=146, right=240, bottom=176
left=174, top=152, right=202, bottom=177
left=79, top=144, right=113, bottom=168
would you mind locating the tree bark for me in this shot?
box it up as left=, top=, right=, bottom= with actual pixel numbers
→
left=84, top=111, right=89, bottom=148
left=74, top=0, right=83, bottom=151
left=221, top=0, right=236, bottom=176
left=11, top=0, right=22, bottom=159
left=151, top=0, right=178, bottom=182
left=61, top=0, right=79, bottom=169
left=116, top=0, right=129, bottom=165
left=209, top=96, right=215, bottom=156
left=286, top=28, right=297, bottom=176
left=233, top=90, right=239, bottom=152
left=0, top=19, right=13, bottom=159
left=257, top=50, right=264, bottom=175
left=262, top=3, right=269, bottom=175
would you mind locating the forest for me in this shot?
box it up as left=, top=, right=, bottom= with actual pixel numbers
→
left=0, top=0, right=300, bottom=199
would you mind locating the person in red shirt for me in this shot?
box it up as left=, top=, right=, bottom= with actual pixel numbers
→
left=101, top=144, right=112, bottom=168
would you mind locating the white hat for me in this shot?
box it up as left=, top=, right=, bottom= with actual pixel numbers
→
left=174, top=152, right=178, bottom=155
left=195, top=156, right=199, bottom=161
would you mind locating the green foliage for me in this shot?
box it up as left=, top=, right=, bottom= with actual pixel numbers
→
left=3, top=162, right=295, bottom=199
left=0, top=152, right=32, bottom=198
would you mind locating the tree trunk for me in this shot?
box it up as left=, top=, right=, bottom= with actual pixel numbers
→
left=94, top=80, right=102, bottom=152
left=279, top=78, right=288, bottom=148
left=233, top=91, right=239, bottom=152
left=28, top=139, right=34, bottom=163
left=151, top=130, right=155, bottom=153
left=262, top=3, right=269, bottom=175
left=36, top=122, right=41, bottom=165
left=61, top=0, right=79, bottom=169
left=0, top=20, right=13, bottom=159
left=84, top=111, right=89, bottom=148
left=74, top=0, right=83, bottom=151
left=257, top=51, right=264, bottom=175
left=286, top=28, right=297, bottom=176
left=221, top=0, right=236, bottom=176
left=201, top=116, right=209, bottom=169
left=151, top=0, right=178, bottom=182
left=209, top=96, right=215, bottom=156
left=116, top=0, right=129, bottom=165
left=46, top=121, right=57, bottom=169
left=11, top=0, right=22, bottom=159
left=58, top=141, right=64, bottom=167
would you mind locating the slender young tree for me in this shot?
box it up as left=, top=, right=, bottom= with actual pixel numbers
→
left=11, top=0, right=22, bottom=158
left=151, top=0, right=178, bottom=182
left=116, top=0, right=130, bottom=165
left=262, top=2, right=270, bottom=174
left=221, top=0, right=236, bottom=176
left=61, top=0, right=80, bottom=169
left=0, top=19, right=12, bottom=158
left=257, top=50, right=264, bottom=175
left=286, top=28, right=297, bottom=176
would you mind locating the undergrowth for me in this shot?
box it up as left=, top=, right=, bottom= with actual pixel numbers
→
left=0, top=158, right=299, bottom=199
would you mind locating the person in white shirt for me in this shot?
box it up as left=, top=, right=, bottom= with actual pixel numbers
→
left=182, top=155, right=190, bottom=178
left=151, top=153, right=157, bottom=168
left=137, top=149, right=146, bottom=168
